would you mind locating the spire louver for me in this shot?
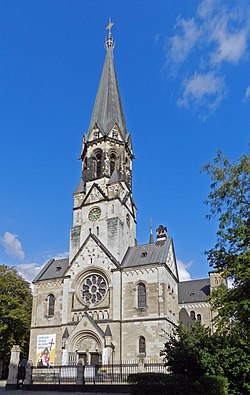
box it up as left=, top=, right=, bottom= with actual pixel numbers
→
left=86, top=24, right=127, bottom=141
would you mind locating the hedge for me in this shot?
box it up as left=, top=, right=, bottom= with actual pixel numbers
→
left=127, top=373, right=228, bottom=395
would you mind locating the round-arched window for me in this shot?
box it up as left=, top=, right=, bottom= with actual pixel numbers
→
left=139, top=336, right=146, bottom=354
left=110, top=153, right=117, bottom=175
left=93, top=150, right=102, bottom=178
left=48, top=294, right=55, bottom=316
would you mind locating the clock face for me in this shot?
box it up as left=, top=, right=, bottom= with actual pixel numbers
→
left=88, top=207, right=101, bottom=221
left=126, top=213, right=131, bottom=228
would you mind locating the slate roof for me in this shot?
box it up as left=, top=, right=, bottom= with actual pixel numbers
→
left=104, top=324, right=112, bottom=337
left=86, top=42, right=128, bottom=140
left=74, top=176, right=86, bottom=194
left=178, top=279, right=210, bottom=303
left=33, top=258, right=69, bottom=282
left=108, top=169, right=122, bottom=184
left=121, top=238, right=171, bottom=268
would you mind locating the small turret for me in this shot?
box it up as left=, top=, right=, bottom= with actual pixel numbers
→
left=156, top=225, right=167, bottom=241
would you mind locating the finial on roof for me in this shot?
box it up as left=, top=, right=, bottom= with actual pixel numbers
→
left=149, top=218, right=154, bottom=244
left=105, top=17, right=115, bottom=52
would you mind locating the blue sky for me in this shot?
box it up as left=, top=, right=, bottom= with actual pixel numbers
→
left=0, top=0, right=249, bottom=283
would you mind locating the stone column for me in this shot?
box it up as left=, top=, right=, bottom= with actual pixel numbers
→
left=138, top=356, right=145, bottom=373
left=23, top=360, right=33, bottom=386
left=6, top=345, right=21, bottom=389
left=76, top=361, right=84, bottom=385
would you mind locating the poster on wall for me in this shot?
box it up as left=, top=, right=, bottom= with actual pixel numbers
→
left=36, top=334, right=56, bottom=367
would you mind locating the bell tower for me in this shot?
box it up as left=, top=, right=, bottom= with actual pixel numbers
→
left=70, top=21, right=136, bottom=262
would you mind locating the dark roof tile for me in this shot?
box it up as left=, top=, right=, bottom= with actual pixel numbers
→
left=33, top=258, right=69, bottom=282
left=121, top=239, right=171, bottom=268
left=178, top=279, right=210, bottom=303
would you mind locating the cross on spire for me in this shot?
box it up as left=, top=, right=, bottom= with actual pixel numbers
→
left=105, top=18, right=115, bottom=52
left=106, top=17, right=114, bottom=37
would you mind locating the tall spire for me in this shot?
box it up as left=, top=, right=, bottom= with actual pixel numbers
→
left=86, top=19, right=128, bottom=140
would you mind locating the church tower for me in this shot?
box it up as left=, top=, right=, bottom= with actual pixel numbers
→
left=70, top=23, right=136, bottom=263
left=29, top=23, right=180, bottom=368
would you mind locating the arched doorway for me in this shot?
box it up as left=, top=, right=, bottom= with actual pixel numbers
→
left=74, top=333, right=102, bottom=365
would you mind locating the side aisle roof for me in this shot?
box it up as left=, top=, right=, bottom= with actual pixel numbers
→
left=33, top=258, right=69, bottom=282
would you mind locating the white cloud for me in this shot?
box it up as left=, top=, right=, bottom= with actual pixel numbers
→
left=1, top=231, right=25, bottom=260
left=16, top=263, right=43, bottom=283
left=14, top=251, right=69, bottom=285
left=244, top=85, right=250, bottom=100
left=169, top=17, right=200, bottom=64
left=177, top=259, right=192, bottom=281
left=197, top=0, right=215, bottom=19
left=179, top=72, right=225, bottom=111
left=211, top=27, right=248, bottom=65
left=53, top=251, right=69, bottom=260
left=166, top=0, right=250, bottom=112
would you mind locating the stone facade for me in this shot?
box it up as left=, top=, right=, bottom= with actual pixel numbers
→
left=29, top=28, right=217, bottom=367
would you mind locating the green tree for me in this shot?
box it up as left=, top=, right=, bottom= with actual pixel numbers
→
left=203, top=151, right=250, bottom=331
left=161, top=322, right=249, bottom=395
left=0, top=265, right=32, bottom=365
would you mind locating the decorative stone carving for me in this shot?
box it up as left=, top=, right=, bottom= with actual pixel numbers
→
left=76, top=337, right=97, bottom=352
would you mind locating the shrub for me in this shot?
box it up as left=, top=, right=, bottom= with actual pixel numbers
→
left=128, top=373, right=228, bottom=395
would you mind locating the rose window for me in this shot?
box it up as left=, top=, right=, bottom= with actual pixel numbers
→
left=81, top=274, right=107, bottom=305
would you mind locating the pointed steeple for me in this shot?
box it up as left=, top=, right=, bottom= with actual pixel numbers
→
left=86, top=20, right=128, bottom=140
left=149, top=228, right=154, bottom=244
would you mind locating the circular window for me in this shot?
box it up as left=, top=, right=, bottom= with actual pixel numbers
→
left=81, top=274, right=107, bottom=305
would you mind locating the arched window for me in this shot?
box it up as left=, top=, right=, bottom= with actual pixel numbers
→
left=197, top=314, right=201, bottom=321
left=138, top=283, right=146, bottom=308
left=139, top=336, right=146, bottom=354
left=48, top=294, right=55, bottom=316
left=110, top=153, right=117, bottom=175
left=190, top=311, right=196, bottom=321
left=93, top=151, right=102, bottom=178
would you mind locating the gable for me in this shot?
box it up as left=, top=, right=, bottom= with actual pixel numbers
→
left=68, top=233, right=120, bottom=274
left=81, top=183, right=108, bottom=206
left=67, top=313, right=105, bottom=349
left=166, top=242, right=179, bottom=280
left=107, top=124, right=124, bottom=141
left=122, top=192, right=136, bottom=217
left=88, top=124, right=104, bottom=141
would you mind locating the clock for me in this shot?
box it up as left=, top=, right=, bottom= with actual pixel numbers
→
left=88, top=207, right=101, bottom=221
left=126, top=213, right=131, bottom=228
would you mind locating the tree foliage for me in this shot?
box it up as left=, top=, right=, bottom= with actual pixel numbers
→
left=161, top=151, right=250, bottom=394
left=203, top=151, right=250, bottom=331
left=0, top=265, right=32, bottom=365
left=161, top=322, right=249, bottom=395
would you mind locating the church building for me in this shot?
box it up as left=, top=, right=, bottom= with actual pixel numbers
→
left=29, top=25, right=215, bottom=367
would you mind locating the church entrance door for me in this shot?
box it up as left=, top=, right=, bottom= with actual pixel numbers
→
left=90, top=352, right=99, bottom=366
left=78, top=352, right=87, bottom=365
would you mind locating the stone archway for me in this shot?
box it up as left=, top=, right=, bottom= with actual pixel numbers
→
left=73, top=332, right=102, bottom=365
